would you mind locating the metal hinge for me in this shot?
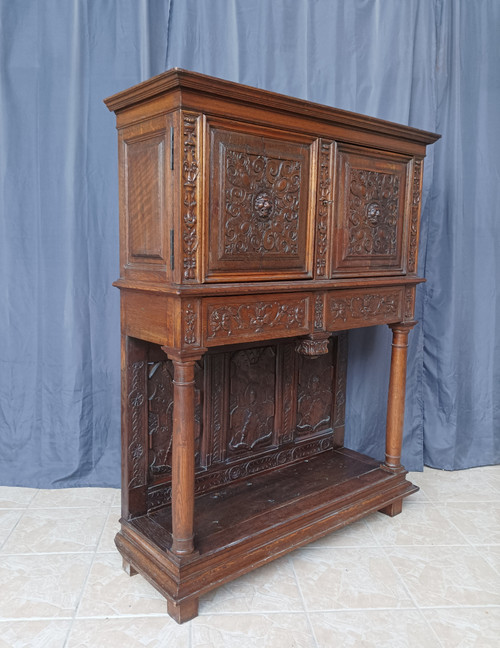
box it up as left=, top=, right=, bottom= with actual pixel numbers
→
left=170, top=127, right=174, bottom=170
left=170, top=229, right=175, bottom=270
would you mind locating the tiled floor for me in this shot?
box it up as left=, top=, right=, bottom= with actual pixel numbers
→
left=0, top=466, right=499, bottom=647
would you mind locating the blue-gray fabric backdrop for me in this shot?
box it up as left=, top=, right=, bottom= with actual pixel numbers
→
left=1, top=0, right=498, bottom=487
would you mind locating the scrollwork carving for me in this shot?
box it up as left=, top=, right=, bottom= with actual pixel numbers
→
left=207, top=299, right=308, bottom=339
left=223, top=149, right=302, bottom=256
left=328, top=293, right=399, bottom=323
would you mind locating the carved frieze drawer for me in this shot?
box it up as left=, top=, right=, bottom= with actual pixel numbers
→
left=203, top=294, right=311, bottom=346
left=325, top=287, right=403, bottom=331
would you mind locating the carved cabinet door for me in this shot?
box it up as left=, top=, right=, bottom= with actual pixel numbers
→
left=205, top=120, right=317, bottom=281
left=332, top=144, right=413, bottom=276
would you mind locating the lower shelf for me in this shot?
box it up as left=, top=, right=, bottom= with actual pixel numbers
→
left=115, top=447, right=418, bottom=622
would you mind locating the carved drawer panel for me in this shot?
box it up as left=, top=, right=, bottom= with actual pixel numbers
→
left=206, top=122, right=316, bottom=281
left=332, top=145, right=411, bottom=276
left=325, top=287, right=403, bottom=331
left=203, top=294, right=311, bottom=345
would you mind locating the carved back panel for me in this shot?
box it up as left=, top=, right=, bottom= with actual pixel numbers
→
left=145, top=335, right=346, bottom=510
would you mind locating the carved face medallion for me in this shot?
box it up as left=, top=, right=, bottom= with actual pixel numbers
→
left=254, top=192, right=273, bottom=220
left=366, top=202, right=382, bottom=226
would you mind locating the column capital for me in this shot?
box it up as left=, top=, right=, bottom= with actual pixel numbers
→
left=161, top=346, right=206, bottom=364
left=388, top=320, right=417, bottom=333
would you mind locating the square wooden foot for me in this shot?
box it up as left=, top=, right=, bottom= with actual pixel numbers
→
left=378, top=499, right=403, bottom=517
left=167, top=598, right=199, bottom=624
left=122, top=558, right=138, bottom=576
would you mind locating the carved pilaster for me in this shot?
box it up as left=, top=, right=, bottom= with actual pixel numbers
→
left=408, top=159, right=423, bottom=273
left=316, top=140, right=333, bottom=276
left=182, top=113, right=200, bottom=281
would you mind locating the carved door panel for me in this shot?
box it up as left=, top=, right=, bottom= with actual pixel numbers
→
left=205, top=120, right=316, bottom=281
left=332, top=144, right=411, bottom=276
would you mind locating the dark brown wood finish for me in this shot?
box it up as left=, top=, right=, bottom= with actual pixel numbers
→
left=105, top=69, right=439, bottom=622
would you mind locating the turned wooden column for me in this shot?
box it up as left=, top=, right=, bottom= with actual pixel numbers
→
left=383, top=322, right=416, bottom=473
left=162, top=349, right=204, bottom=556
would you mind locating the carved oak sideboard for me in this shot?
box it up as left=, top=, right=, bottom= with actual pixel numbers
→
left=105, top=69, right=439, bottom=623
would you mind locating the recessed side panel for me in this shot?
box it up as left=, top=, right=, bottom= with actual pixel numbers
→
left=119, top=115, right=171, bottom=281
left=206, top=122, right=316, bottom=281
left=125, top=136, right=165, bottom=261
left=332, top=145, right=411, bottom=276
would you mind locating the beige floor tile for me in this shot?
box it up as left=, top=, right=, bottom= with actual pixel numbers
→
left=97, top=506, right=121, bottom=553
left=199, top=555, right=304, bottom=614
left=309, top=609, right=439, bottom=647
left=66, top=617, right=190, bottom=648
left=192, top=613, right=316, bottom=648
left=405, top=474, right=431, bottom=502
left=304, top=517, right=378, bottom=549
left=387, top=545, right=500, bottom=607
left=77, top=552, right=167, bottom=617
left=0, top=553, right=92, bottom=618
left=437, top=501, right=500, bottom=545
left=30, top=487, right=116, bottom=509
left=408, top=467, right=500, bottom=503
left=423, top=607, right=500, bottom=648
left=474, top=544, right=500, bottom=574
left=0, top=509, right=23, bottom=546
left=365, top=501, right=469, bottom=546
left=290, top=546, right=413, bottom=611
left=0, top=619, right=71, bottom=648
left=0, top=487, right=38, bottom=509
left=1, top=507, right=108, bottom=554
left=111, top=489, right=122, bottom=507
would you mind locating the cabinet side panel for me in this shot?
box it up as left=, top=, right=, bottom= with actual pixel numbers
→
left=118, top=115, right=172, bottom=282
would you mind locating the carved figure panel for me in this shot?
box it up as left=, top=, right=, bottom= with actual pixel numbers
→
left=296, top=343, right=333, bottom=438
left=227, top=346, right=276, bottom=456
left=146, top=351, right=203, bottom=480
left=144, top=335, right=348, bottom=508
left=207, top=126, right=314, bottom=278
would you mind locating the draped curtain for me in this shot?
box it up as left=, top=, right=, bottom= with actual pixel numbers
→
left=0, top=0, right=497, bottom=487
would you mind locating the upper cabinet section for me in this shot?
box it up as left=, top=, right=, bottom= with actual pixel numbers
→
left=105, top=69, right=439, bottom=287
